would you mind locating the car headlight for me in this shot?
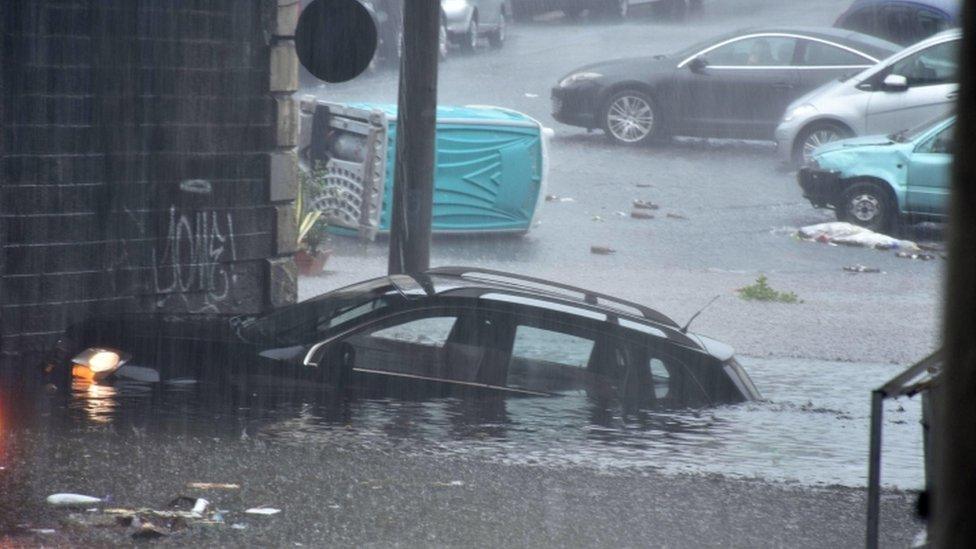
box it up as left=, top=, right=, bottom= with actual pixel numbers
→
left=783, top=103, right=817, bottom=123
left=559, top=72, right=603, bottom=87
left=71, top=347, right=128, bottom=382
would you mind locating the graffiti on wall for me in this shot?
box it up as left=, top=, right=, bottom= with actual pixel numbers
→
left=152, top=205, right=239, bottom=314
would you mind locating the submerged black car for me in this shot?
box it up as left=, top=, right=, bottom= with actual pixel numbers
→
left=49, top=267, right=760, bottom=409
left=551, top=27, right=899, bottom=145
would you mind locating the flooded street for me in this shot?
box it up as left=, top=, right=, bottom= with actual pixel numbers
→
left=29, top=356, right=919, bottom=490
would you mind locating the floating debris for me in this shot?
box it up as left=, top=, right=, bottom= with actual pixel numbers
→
left=797, top=222, right=919, bottom=251
left=231, top=523, right=249, bottom=530
left=545, top=194, right=575, bottom=202
left=590, top=245, right=616, bottom=255
left=131, top=522, right=167, bottom=539
left=114, top=365, right=160, bottom=383
left=245, top=507, right=281, bottom=516
left=632, top=199, right=659, bottom=210
left=843, top=264, right=881, bottom=274
left=47, top=493, right=102, bottom=507
left=591, top=215, right=604, bottom=222
left=630, top=210, right=654, bottom=219
left=30, top=529, right=56, bottom=535
left=186, top=482, right=240, bottom=490
left=666, top=212, right=688, bottom=220
left=895, top=251, right=937, bottom=261
left=613, top=211, right=627, bottom=217
left=635, top=183, right=652, bottom=188
left=433, top=480, right=465, bottom=487
left=524, top=92, right=539, bottom=98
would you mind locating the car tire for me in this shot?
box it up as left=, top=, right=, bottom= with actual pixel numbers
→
left=603, top=0, right=629, bottom=19
left=654, top=0, right=688, bottom=20
left=836, top=180, right=894, bottom=233
left=488, top=12, right=505, bottom=49
left=602, top=89, right=661, bottom=146
left=793, top=122, right=853, bottom=166
left=461, top=16, right=479, bottom=52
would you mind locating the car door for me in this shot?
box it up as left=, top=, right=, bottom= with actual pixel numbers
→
left=672, top=35, right=800, bottom=139
left=864, top=39, right=959, bottom=134
left=905, top=121, right=953, bottom=215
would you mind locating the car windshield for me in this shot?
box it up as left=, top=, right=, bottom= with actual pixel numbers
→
left=889, top=111, right=956, bottom=142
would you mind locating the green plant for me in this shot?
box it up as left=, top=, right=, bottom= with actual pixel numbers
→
left=737, top=274, right=800, bottom=303
left=296, top=165, right=327, bottom=254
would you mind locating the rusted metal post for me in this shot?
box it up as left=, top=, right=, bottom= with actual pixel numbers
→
left=387, top=0, right=440, bottom=275
left=866, top=390, right=884, bottom=549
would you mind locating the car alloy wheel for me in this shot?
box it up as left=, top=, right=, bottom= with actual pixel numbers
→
left=795, top=123, right=851, bottom=165
left=604, top=91, right=657, bottom=144
left=838, top=181, right=891, bottom=232
left=462, top=18, right=478, bottom=52
left=488, top=12, right=505, bottom=48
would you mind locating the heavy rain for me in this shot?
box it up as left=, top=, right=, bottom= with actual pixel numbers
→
left=0, top=0, right=960, bottom=546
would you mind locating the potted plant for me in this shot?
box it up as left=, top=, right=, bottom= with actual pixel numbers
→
left=294, top=166, right=332, bottom=276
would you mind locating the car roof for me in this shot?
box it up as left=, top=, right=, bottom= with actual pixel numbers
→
left=731, top=26, right=901, bottom=57
left=842, top=0, right=960, bottom=18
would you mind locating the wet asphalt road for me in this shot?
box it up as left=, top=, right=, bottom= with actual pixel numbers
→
left=303, top=0, right=943, bottom=365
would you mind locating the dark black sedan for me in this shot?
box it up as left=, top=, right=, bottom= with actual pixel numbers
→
left=551, top=27, right=899, bottom=145
left=46, top=267, right=760, bottom=410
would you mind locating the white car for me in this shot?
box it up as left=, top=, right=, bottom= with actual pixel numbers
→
left=775, top=28, right=959, bottom=165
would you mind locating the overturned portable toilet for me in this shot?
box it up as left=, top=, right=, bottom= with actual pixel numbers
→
left=866, top=348, right=942, bottom=549
left=298, top=97, right=551, bottom=240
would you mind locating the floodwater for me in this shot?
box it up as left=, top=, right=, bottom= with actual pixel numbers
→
left=48, top=355, right=922, bottom=490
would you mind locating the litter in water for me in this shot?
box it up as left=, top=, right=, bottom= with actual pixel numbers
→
left=843, top=265, right=882, bottom=274
left=245, top=507, right=281, bottom=516
left=590, top=245, right=616, bottom=255
left=632, top=199, right=659, bottom=210
left=46, top=493, right=102, bottom=507
left=797, top=222, right=920, bottom=251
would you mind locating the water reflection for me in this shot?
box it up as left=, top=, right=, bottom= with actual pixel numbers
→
left=31, top=356, right=924, bottom=489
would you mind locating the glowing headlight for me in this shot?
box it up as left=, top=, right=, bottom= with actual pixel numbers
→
left=783, top=103, right=817, bottom=123
left=71, top=347, right=127, bottom=382
left=559, top=72, right=603, bottom=87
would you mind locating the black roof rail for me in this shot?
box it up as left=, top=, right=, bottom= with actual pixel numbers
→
left=425, top=266, right=679, bottom=328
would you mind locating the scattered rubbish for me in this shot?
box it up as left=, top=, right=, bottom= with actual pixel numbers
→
left=432, top=480, right=465, bottom=487
left=164, top=378, right=198, bottom=386
left=635, top=183, right=652, bottom=188
left=131, top=522, right=167, bottom=539
left=797, top=222, right=920, bottom=251
left=114, top=365, right=160, bottom=383
left=737, top=274, right=800, bottom=304
left=843, top=264, right=881, bottom=274
left=30, top=528, right=56, bottom=535
left=614, top=211, right=627, bottom=217
left=64, top=512, right=118, bottom=528
left=591, top=215, right=604, bottom=222
left=590, top=245, right=615, bottom=255
left=666, top=212, right=688, bottom=220
left=191, top=498, right=209, bottom=516
left=47, top=493, right=102, bottom=507
left=896, top=251, right=937, bottom=261
left=630, top=210, right=654, bottom=219
left=231, top=523, right=248, bottom=530
left=186, top=482, right=240, bottom=490
left=524, top=92, right=539, bottom=98
left=632, top=199, right=659, bottom=210
left=245, top=507, right=281, bottom=516
left=545, top=194, right=574, bottom=202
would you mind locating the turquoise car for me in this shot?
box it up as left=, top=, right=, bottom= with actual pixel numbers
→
left=298, top=99, right=550, bottom=238
left=798, top=113, right=954, bottom=231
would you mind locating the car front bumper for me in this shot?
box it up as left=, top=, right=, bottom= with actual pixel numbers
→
left=550, top=85, right=599, bottom=128
left=798, top=167, right=842, bottom=208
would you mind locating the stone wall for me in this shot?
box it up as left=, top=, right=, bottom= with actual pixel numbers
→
left=0, top=0, right=299, bottom=363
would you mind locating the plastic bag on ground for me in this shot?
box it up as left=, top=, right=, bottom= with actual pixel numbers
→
left=797, top=222, right=920, bottom=251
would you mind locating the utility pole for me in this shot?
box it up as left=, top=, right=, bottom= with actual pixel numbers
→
left=387, top=0, right=440, bottom=275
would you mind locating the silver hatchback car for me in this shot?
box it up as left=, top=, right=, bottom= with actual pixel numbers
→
left=776, top=29, right=960, bottom=165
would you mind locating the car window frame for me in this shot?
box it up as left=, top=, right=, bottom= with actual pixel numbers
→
left=885, top=38, right=960, bottom=88
left=795, top=38, right=876, bottom=68
left=914, top=120, right=955, bottom=154
left=677, top=32, right=879, bottom=70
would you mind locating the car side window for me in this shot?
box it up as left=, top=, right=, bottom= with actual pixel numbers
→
left=842, top=7, right=881, bottom=38
left=883, top=5, right=915, bottom=45
left=916, top=9, right=951, bottom=42
left=798, top=40, right=871, bottom=66
left=702, top=36, right=798, bottom=67
left=510, top=325, right=594, bottom=369
left=890, top=40, right=959, bottom=87
left=918, top=124, right=954, bottom=154
left=370, top=316, right=456, bottom=347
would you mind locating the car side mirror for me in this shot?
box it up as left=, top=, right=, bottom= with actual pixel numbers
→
left=687, top=56, right=708, bottom=74
left=883, top=73, right=908, bottom=91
